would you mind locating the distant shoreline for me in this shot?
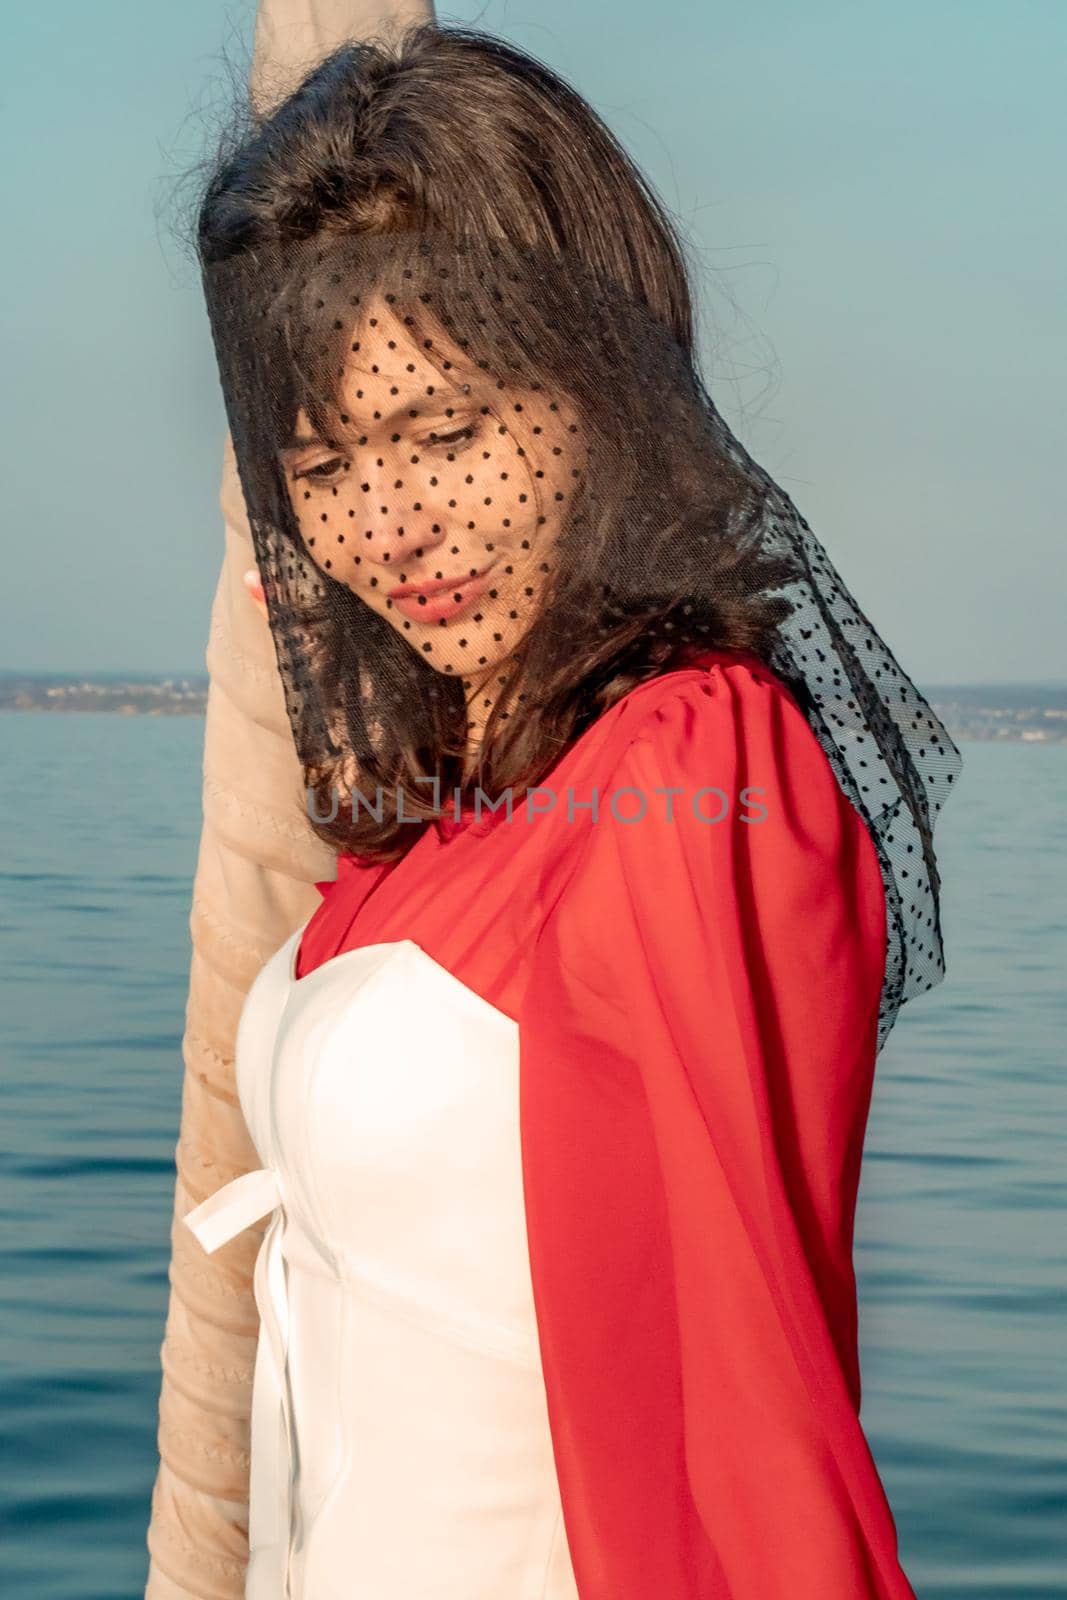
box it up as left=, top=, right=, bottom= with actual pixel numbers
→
left=1, top=674, right=1065, bottom=743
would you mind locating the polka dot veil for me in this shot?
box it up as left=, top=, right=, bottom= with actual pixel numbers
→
left=199, top=229, right=962, bottom=1051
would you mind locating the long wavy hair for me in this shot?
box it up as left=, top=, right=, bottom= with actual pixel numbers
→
left=194, top=24, right=795, bottom=861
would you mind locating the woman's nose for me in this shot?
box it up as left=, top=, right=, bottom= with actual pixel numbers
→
left=355, top=454, right=449, bottom=573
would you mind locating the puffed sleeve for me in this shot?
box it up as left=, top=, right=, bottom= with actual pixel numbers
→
left=518, top=658, right=917, bottom=1598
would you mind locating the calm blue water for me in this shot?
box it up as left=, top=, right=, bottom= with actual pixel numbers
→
left=0, top=714, right=1063, bottom=1598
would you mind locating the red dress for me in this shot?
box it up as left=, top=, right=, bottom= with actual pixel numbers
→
left=295, top=645, right=916, bottom=1598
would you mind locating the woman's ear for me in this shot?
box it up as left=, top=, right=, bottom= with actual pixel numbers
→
left=242, top=567, right=268, bottom=621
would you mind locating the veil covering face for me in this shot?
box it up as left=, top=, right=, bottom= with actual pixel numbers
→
left=199, top=228, right=961, bottom=1053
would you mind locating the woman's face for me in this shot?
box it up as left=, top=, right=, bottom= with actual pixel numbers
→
left=278, top=297, right=578, bottom=681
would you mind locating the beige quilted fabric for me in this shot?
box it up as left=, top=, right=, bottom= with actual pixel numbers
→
left=144, top=6, right=432, bottom=1593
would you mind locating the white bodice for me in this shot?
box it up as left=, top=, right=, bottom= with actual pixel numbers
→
left=184, top=925, right=579, bottom=1599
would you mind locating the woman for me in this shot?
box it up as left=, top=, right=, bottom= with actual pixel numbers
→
left=177, top=22, right=958, bottom=1600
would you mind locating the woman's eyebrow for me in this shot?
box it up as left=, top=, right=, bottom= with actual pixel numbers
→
left=281, top=389, right=473, bottom=454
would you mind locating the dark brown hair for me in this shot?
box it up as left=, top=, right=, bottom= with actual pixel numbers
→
left=195, top=24, right=794, bottom=861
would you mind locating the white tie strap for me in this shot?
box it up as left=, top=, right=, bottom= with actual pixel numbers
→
left=183, top=1166, right=282, bottom=1253
left=183, top=1167, right=294, bottom=1596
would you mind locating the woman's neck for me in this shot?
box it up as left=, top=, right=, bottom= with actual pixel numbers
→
left=461, top=659, right=517, bottom=783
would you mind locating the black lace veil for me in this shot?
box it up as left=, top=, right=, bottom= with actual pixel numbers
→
left=199, top=227, right=961, bottom=1053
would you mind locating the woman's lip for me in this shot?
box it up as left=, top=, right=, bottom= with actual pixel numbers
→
left=386, top=565, right=493, bottom=600
left=390, top=570, right=494, bottom=624
left=391, top=573, right=493, bottom=622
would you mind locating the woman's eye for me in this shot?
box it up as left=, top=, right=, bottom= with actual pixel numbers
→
left=423, top=424, right=477, bottom=452
left=293, top=457, right=346, bottom=485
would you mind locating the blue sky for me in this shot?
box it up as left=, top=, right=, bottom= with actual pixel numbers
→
left=3, top=0, right=1063, bottom=683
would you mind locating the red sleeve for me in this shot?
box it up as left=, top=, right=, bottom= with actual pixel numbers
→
left=519, top=658, right=917, bottom=1597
